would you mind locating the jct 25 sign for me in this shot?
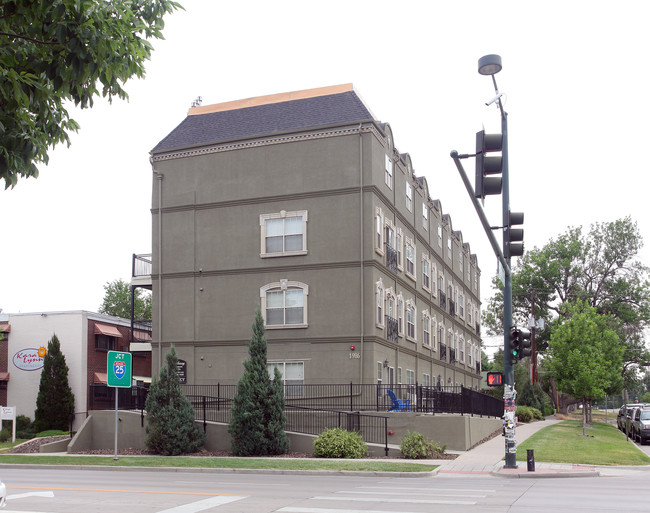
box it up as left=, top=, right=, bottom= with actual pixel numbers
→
left=13, top=348, right=46, bottom=371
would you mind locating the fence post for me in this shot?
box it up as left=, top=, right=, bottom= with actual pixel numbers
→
left=384, top=417, right=389, bottom=456
left=202, top=396, right=207, bottom=433
left=350, top=382, right=353, bottom=412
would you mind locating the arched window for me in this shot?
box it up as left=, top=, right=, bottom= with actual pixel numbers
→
left=260, top=280, right=308, bottom=328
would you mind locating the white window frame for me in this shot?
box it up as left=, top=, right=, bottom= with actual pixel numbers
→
left=396, top=227, right=404, bottom=270
left=459, top=292, right=465, bottom=318
left=423, top=373, right=431, bottom=387
left=260, top=280, right=308, bottom=329
left=377, top=361, right=383, bottom=385
left=267, top=360, right=305, bottom=396
left=422, top=309, right=431, bottom=348
left=397, top=293, right=404, bottom=337
left=432, top=317, right=438, bottom=351
left=376, top=279, right=385, bottom=329
left=406, top=369, right=415, bottom=385
left=375, top=207, right=384, bottom=255
left=406, top=182, right=413, bottom=212
left=397, top=366, right=403, bottom=384
left=422, top=254, right=431, bottom=292
left=385, top=154, right=393, bottom=189
left=405, top=237, right=416, bottom=281
left=437, top=224, right=443, bottom=247
left=431, top=263, right=438, bottom=296
left=460, top=335, right=465, bottom=364
left=447, top=237, right=452, bottom=260
left=406, top=299, right=416, bottom=342
left=260, top=210, right=308, bottom=258
left=422, top=203, right=428, bottom=230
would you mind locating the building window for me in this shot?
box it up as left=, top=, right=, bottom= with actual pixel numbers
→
left=376, top=279, right=385, bottom=328
left=422, top=310, right=431, bottom=347
left=459, top=249, right=463, bottom=271
left=377, top=361, right=383, bottom=385
left=422, top=203, right=428, bottom=229
left=385, top=154, right=393, bottom=189
left=432, top=317, right=438, bottom=351
left=460, top=336, right=465, bottom=363
left=406, top=369, right=415, bottom=385
left=406, top=300, right=416, bottom=341
left=95, top=334, right=116, bottom=351
left=459, top=293, right=465, bottom=318
left=437, top=224, right=443, bottom=247
left=467, top=257, right=471, bottom=282
left=260, top=281, right=308, bottom=328
left=423, top=373, right=431, bottom=387
left=422, top=255, right=431, bottom=291
left=397, top=367, right=402, bottom=384
left=405, top=238, right=416, bottom=280
left=431, top=263, right=438, bottom=296
left=397, top=294, right=404, bottom=337
left=396, top=228, right=403, bottom=270
left=375, top=208, right=384, bottom=255
left=268, top=361, right=304, bottom=396
left=260, top=210, right=308, bottom=257
left=447, top=237, right=452, bottom=260
left=406, top=183, right=413, bottom=212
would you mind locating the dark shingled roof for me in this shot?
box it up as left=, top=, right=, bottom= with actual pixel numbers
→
left=152, top=90, right=375, bottom=154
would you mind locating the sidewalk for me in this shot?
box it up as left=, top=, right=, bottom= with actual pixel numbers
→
left=435, top=417, right=602, bottom=478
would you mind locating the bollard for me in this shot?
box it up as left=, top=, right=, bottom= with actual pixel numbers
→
left=527, top=449, right=535, bottom=472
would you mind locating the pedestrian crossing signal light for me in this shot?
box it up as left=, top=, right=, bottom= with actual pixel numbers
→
left=487, top=372, right=504, bottom=386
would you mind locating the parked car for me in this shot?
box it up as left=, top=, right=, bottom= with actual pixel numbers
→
left=624, top=405, right=642, bottom=435
left=0, top=478, right=6, bottom=508
left=617, top=405, right=634, bottom=430
left=632, top=407, right=650, bottom=445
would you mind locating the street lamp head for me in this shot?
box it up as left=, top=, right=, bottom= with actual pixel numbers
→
left=478, top=54, right=502, bottom=76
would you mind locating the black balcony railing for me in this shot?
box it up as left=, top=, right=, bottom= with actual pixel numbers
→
left=449, top=299, right=456, bottom=317
left=476, top=323, right=481, bottom=336
left=476, top=362, right=481, bottom=375
left=386, top=315, right=399, bottom=343
left=385, top=243, right=398, bottom=273
left=439, top=292, right=447, bottom=310
left=440, top=343, right=447, bottom=362
left=450, top=348, right=457, bottom=365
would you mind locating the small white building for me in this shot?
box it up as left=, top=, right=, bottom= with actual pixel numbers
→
left=0, top=311, right=151, bottom=431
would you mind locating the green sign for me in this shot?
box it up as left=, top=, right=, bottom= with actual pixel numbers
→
left=107, top=351, right=132, bottom=388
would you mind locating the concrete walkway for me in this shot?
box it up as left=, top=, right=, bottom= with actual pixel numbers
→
left=433, top=417, right=650, bottom=478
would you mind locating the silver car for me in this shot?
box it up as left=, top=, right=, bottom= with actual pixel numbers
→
left=0, top=478, right=5, bottom=508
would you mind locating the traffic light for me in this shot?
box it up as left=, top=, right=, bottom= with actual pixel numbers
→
left=510, top=325, right=532, bottom=362
left=506, top=211, right=524, bottom=258
left=474, top=130, right=503, bottom=199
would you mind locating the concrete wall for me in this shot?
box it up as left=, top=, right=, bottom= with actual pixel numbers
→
left=66, top=410, right=500, bottom=455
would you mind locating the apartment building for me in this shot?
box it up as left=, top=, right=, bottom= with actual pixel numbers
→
left=149, top=84, right=482, bottom=390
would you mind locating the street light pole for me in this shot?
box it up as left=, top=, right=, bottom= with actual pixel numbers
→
left=478, top=54, right=518, bottom=469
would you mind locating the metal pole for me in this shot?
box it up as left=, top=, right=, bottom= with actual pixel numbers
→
left=114, top=389, right=119, bottom=461
left=499, top=88, right=518, bottom=470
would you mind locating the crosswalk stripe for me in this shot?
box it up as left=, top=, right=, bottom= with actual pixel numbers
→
left=156, top=495, right=247, bottom=513
left=311, top=496, right=476, bottom=505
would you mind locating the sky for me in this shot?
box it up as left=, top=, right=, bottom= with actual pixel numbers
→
left=2, top=0, right=650, bottom=329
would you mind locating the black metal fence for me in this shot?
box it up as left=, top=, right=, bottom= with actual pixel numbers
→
left=88, top=384, right=149, bottom=411
left=179, top=383, right=502, bottom=418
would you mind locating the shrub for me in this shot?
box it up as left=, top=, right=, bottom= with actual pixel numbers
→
left=313, top=428, right=368, bottom=459
left=0, top=428, right=10, bottom=442
left=516, top=405, right=533, bottom=422
left=400, top=431, right=445, bottom=459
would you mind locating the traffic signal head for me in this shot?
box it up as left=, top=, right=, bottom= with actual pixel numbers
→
left=509, top=325, right=532, bottom=361
left=506, top=211, right=524, bottom=258
left=474, top=130, right=503, bottom=199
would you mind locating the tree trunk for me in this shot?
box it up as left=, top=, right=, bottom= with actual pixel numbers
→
left=583, top=398, right=587, bottom=436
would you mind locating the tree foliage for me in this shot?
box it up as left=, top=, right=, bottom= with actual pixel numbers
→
left=145, top=346, right=205, bottom=455
left=546, top=302, right=624, bottom=430
left=0, top=0, right=182, bottom=188
left=34, top=334, right=75, bottom=432
left=228, top=308, right=290, bottom=456
left=98, top=279, right=151, bottom=320
left=483, top=217, right=650, bottom=370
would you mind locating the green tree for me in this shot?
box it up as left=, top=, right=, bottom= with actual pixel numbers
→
left=228, top=308, right=290, bottom=456
left=98, top=279, right=151, bottom=320
left=0, top=0, right=182, bottom=188
left=483, top=217, right=650, bottom=371
left=145, top=346, right=205, bottom=455
left=34, top=334, right=75, bottom=432
left=546, top=301, right=624, bottom=434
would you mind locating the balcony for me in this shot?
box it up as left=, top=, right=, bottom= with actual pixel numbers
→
left=131, top=253, right=152, bottom=289
left=449, top=299, right=455, bottom=317
left=476, top=323, right=481, bottom=336
left=386, top=315, right=398, bottom=343
left=385, top=243, right=398, bottom=274
left=439, top=343, right=447, bottom=362
left=439, top=292, right=446, bottom=310
left=449, top=348, right=456, bottom=365
left=131, top=253, right=152, bottom=350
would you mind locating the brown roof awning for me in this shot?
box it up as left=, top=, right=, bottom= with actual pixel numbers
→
left=132, top=330, right=152, bottom=341
left=0, top=322, right=10, bottom=333
left=94, top=372, right=107, bottom=384
left=94, top=323, right=123, bottom=338
left=0, top=372, right=10, bottom=381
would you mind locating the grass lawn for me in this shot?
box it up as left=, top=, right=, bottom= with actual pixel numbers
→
left=517, top=420, right=650, bottom=466
left=0, top=453, right=436, bottom=473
